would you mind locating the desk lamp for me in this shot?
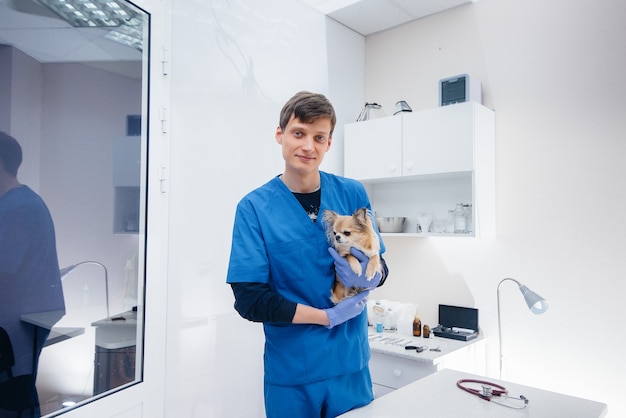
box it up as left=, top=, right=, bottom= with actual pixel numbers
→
left=60, top=261, right=110, bottom=318
left=497, top=278, right=549, bottom=379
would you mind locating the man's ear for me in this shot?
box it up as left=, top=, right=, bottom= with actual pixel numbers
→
left=275, top=126, right=283, bottom=144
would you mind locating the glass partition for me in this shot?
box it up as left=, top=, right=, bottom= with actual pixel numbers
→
left=0, top=0, right=148, bottom=415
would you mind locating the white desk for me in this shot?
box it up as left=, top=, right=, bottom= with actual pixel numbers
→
left=368, top=328, right=486, bottom=396
left=91, top=310, right=137, bottom=395
left=368, top=328, right=485, bottom=366
left=340, top=369, right=608, bottom=418
left=20, top=310, right=84, bottom=346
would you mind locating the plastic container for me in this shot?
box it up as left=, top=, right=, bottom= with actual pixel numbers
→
left=373, top=302, right=385, bottom=333
left=384, top=308, right=398, bottom=332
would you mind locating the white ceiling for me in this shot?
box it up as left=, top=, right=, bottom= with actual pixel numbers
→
left=301, top=0, right=473, bottom=36
left=0, top=0, right=473, bottom=65
left=0, top=0, right=141, bottom=63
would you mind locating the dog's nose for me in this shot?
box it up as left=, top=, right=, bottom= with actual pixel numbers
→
left=334, top=234, right=341, bottom=241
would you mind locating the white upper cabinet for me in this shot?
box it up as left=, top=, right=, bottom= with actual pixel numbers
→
left=402, top=103, right=475, bottom=175
left=344, top=102, right=495, bottom=238
left=345, top=102, right=492, bottom=179
left=113, top=136, right=141, bottom=187
left=345, top=115, right=403, bottom=179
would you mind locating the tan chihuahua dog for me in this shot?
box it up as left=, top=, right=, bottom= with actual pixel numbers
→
left=323, top=208, right=381, bottom=304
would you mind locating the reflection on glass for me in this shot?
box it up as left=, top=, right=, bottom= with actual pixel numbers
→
left=0, top=0, right=148, bottom=415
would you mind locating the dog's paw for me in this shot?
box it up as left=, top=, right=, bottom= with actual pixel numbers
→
left=347, top=256, right=363, bottom=276
left=365, top=264, right=380, bottom=280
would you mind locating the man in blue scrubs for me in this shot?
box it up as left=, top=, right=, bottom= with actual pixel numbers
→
left=227, top=92, right=388, bottom=417
left=0, top=132, right=65, bottom=417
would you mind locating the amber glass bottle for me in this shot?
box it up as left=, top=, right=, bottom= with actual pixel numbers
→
left=412, top=315, right=422, bottom=337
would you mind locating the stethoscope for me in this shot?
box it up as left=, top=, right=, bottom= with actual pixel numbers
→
left=456, top=379, right=529, bottom=409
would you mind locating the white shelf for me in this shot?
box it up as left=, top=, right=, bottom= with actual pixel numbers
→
left=381, top=232, right=474, bottom=238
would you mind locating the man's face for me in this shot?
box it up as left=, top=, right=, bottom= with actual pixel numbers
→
left=275, top=115, right=332, bottom=176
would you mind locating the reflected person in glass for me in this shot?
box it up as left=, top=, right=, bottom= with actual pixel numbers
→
left=226, top=92, right=389, bottom=418
left=0, top=132, right=65, bottom=417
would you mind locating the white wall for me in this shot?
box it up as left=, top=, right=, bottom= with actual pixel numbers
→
left=0, top=46, right=43, bottom=191
left=39, top=63, right=142, bottom=305
left=37, top=62, right=143, bottom=405
left=1, top=48, right=143, bottom=409
left=160, top=1, right=362, bottom=417
left=365, top=0, right=625, bottom=416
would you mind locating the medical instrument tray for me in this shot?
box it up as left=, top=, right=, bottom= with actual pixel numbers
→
left=432, top=304, right=479, bottom=341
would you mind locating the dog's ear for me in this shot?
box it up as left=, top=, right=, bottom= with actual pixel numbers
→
left=322, top=210, right=338, bottom=226
left=353, top=207, right=369, bottom=226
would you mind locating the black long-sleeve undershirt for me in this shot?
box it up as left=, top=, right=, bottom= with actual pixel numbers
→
left=230, top=256, right=389, bottom=323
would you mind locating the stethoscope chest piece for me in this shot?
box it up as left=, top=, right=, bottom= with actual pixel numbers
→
left=456, top=379, right=529, bottom=409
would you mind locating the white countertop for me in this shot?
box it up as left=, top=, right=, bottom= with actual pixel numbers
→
left=340, top=368, right=608, bottom=418
left=368, top=327, right=484, bottom=365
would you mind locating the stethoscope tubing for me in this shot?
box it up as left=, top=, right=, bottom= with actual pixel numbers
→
left=456, top=379, right=529, bottom=409
left=457, top=379, right=508, bottom=400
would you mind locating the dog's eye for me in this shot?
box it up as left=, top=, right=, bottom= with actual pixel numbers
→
left=343, top=231, right=351, bottom=237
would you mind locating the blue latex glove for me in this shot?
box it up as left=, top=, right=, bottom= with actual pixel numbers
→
left=328, top=247, right=382, bottom=290
left=324, top=290, right=370, bottom=329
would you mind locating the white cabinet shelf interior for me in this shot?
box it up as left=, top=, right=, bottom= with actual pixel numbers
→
left=365, top=172, right=474, bottom=236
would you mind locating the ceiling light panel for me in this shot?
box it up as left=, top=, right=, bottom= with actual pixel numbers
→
left=35, top=0, right=139, bottom=27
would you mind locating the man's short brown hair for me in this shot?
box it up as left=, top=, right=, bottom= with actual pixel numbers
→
left=279, top=91, right=337, bottom=136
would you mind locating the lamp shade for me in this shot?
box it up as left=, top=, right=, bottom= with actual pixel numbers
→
left=519, top=284, right=549, bottom=314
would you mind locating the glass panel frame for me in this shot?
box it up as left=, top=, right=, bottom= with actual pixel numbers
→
left=0, top=0, right=149, bottom=416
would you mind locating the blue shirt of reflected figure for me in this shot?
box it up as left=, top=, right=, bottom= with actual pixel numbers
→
left=0, top=185, right=65, bottom=378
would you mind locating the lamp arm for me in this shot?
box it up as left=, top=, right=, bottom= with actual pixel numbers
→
left=497, top=278, right=520, bottom=379
left=60, top=260, right=110, bottom=318
left=497, top=277, right=549, bottom=379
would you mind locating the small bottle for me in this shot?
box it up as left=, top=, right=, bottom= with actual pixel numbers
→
left=464, top=203, right=473, bottom=234
left=373, top=302, right=385, bottom=333
left=423, top=324, right=430, bottom=338
left=412, top=315, right=422, bottom=337
left=454, top=203, right=466, bottom=233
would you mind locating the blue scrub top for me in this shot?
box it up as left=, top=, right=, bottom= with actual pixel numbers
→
left=227, top=171, right=385, bottom=386
left=0, top=185, right=65, bottom=375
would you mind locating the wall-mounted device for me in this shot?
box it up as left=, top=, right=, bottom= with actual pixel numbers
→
left=439, top=74, right=482, bottom=106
